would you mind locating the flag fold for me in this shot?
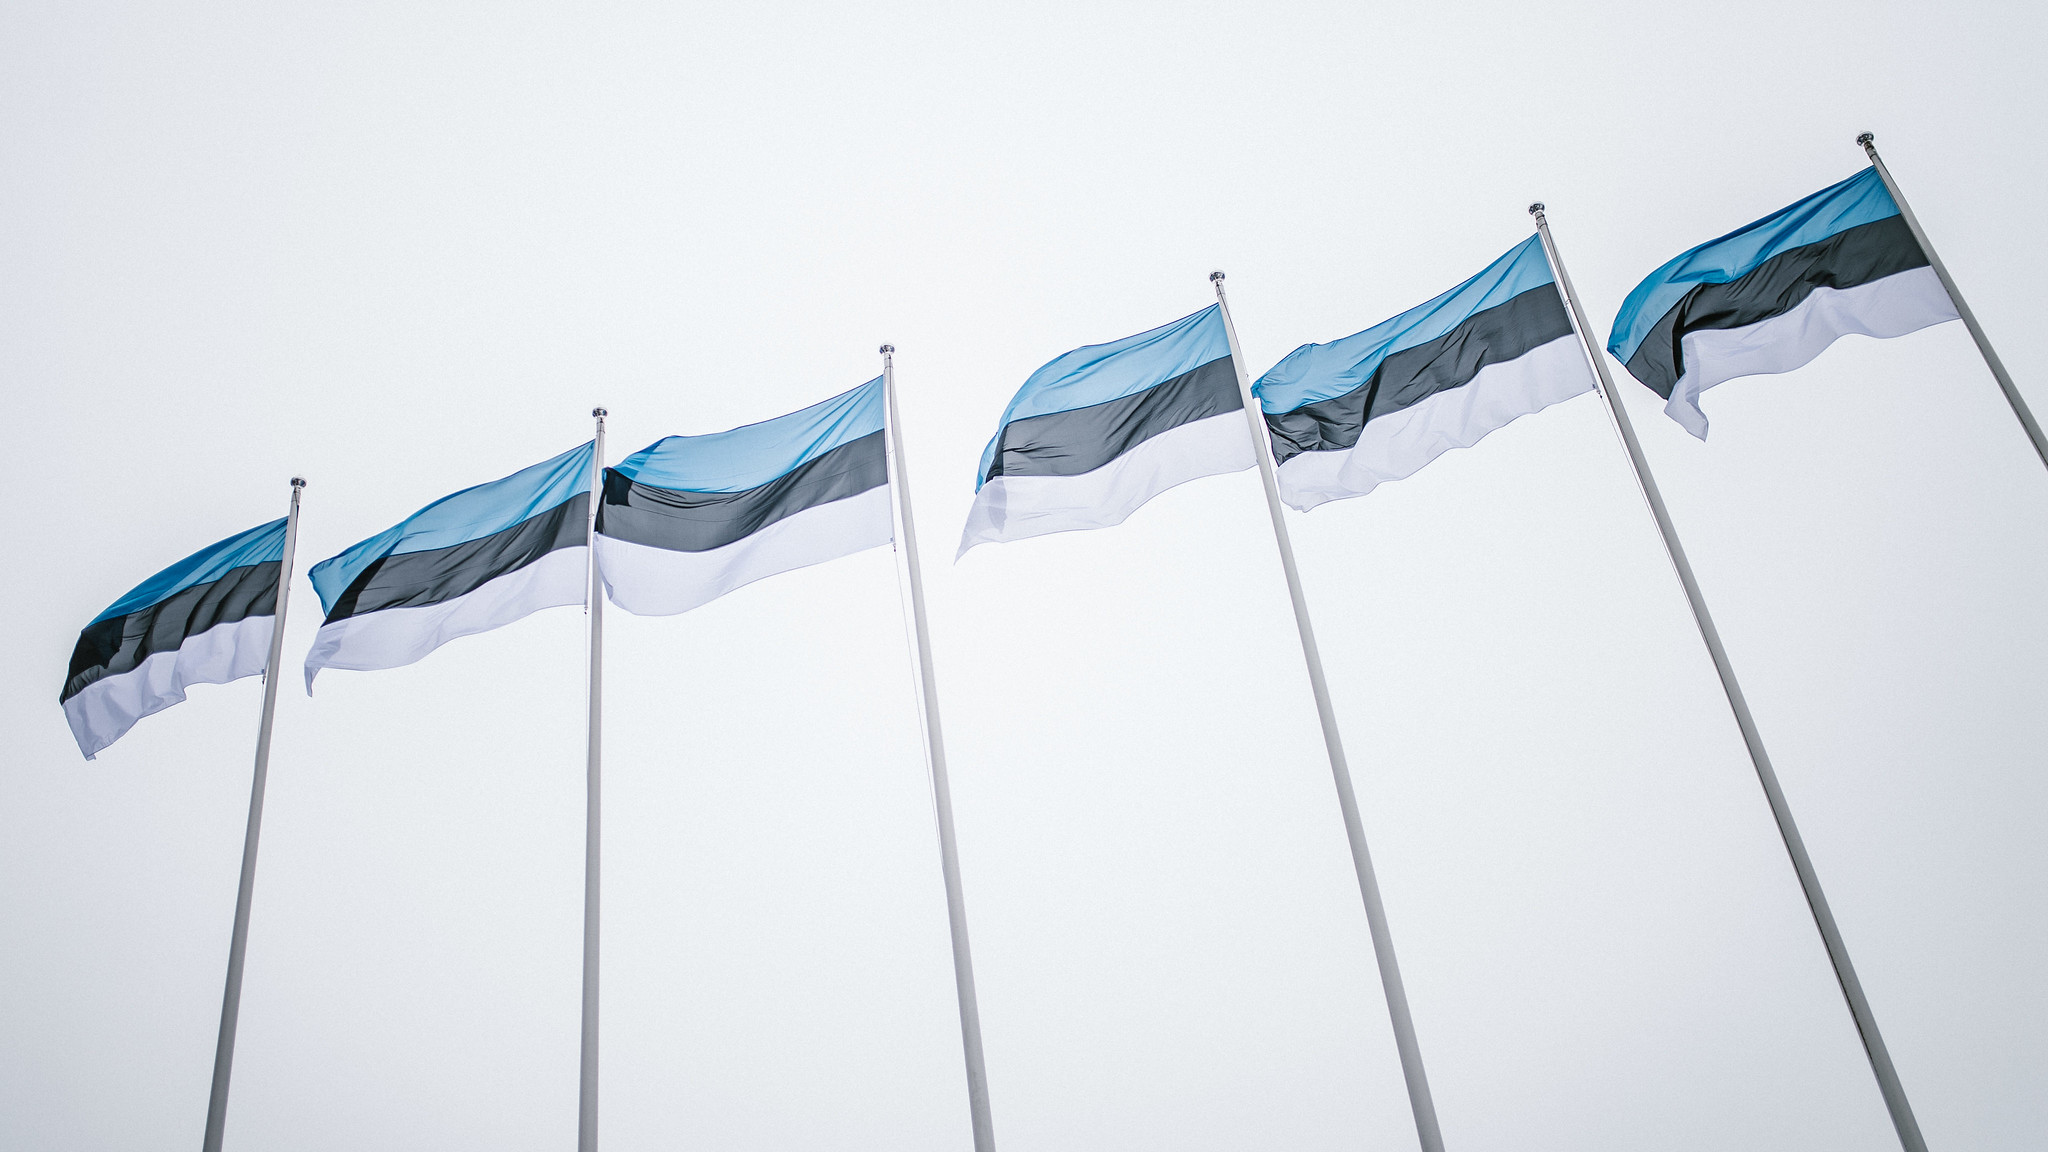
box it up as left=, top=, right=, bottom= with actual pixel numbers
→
left=1608, top=166, right=1958, bottom=438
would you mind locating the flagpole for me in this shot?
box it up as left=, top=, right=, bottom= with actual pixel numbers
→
left=579, top=408, right=607, bottom=1152
left=1209, top=273, right=1447, bottom=1152
left=1858, top=132, right=2048, bottom=472
left=201, top=475, right=305, bottom=1152
left=880, top=346, right=999, bottom=1152
left=1530, top=205, right=1929, bottom=1152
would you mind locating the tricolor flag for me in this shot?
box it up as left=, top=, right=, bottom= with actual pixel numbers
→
left=958, top=305, right=1254, bottom=554
left=597, top=379, right=894, bottom=616
left=303, top=441, right=595, bottom=687
left=63, top=518, right=289, bottom=759
left=1255, top=236, right=1593, bottom=512
left=1608, top=167, right=1959, bottom=439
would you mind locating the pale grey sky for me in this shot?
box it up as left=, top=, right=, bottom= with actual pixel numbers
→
left=3, top=2, right=2045, bottom=1150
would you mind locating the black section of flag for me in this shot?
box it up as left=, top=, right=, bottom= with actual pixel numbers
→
left=1624, top=214, right=1931, bottom=399
left=598, top=431, right=887, bottom=554
left=984, top=355, right=1240, bottom=483
left=63, top=561, right=281, bottom=703
left=325, top=493, right=590, bottom=624
left=1265, top=286, right=1573, bottom=467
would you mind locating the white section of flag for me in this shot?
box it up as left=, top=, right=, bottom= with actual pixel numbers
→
left=65, top=614, right=274, bottom=759
left=1667, top=265, right=1957, bottom=439
left=597, top=485, right=894, bottom=617
left=957, top=410, right=1255, bottom=557
left=1276, top=334, right=1593, bottom=512
left=303, top=545, right=588, bottom=690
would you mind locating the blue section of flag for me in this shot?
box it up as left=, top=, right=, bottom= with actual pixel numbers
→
left=1253, top=236, right=1557, bottom=414
left=976, top=305, right=1231, bottom=487
left=92, top=517, right=289, bottom=624
left=612, top=377, right=885, bottom=494
left=1607, top=167, right=1901, bottom=366
left=309, top=440, right=594, bottom=615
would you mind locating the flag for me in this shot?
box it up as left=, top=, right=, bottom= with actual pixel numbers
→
left=303, top=441, right=595, bottom=688
left=1608, top=167, right=1958, bottom=439
left=597, top=379, right=894, bottom=615
left=958, top=304, right=1253, bottom=555
left=1255, top=236, right=1593, bottom=511
left=63, top=518, right=288, bottom=759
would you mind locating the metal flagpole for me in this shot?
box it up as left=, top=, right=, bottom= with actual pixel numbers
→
left=1859, top=132, right=2048, bottom=472
left=201, top=475, right=306, bottom=1152
left=579, top=408, right=607, bottom=1152
left=1208, top=272, right=1448, bottom=1152
left=880, top=346, right=999, bottom=1152
left=1530, top=204, right=1930, bottom=1152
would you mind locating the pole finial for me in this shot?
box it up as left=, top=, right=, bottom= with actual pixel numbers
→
left=879, top=344, right=894, bottom=356
left=1209, top=269, right=1226, bottom=283
left=592, top=407, right=607, bottom=419
left=290, top=476, right=307, bottom=489
left=1528, top=202, right=1545, bottom=217
left=1857, top=131, right=1875, bottom=148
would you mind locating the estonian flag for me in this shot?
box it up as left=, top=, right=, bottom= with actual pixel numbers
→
left=596, top=379, right=894, bottom=616
left=1608, top=167, right=1958, bottom=439
left=63, top=518, right=289, bottom=759
left=958, top=305, right=1254, bottom=555
left=303, top=441, right=595, bottom=688
left=1256, top=236, right=1593, bottom=511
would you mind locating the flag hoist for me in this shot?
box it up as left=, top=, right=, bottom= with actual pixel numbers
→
left=1209, top=271, right=1449, bottom=1152
left=1533, top=203, right=1930, bottom=1152
left=58, top=476, right=307, bottom=1152
left=589, top=370, right=998, bottom=1150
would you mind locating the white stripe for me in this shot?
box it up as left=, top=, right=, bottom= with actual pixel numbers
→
left=596, top=485, right=894, bottom=617
left=957, top=410, right=1255, bottom=556
left=64, top=614, right=274, bottom=759
left=1275, top=334, right=1594, bottom=512
left=303, top=545, right=588, bottom=690
left=1666, top=265, right=1958, bottom=439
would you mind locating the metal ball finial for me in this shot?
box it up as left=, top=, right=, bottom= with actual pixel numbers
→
left=879, top=344, right=894, bottom=355
left=290, top=476, right=307, bottom=488
left=1528, top=202, right=1545, bottom=216
left=1209, top=269, right=1226, bottom=282
left=1857, top=132, right=1875, bottom=148
left=592, top=407, right=607, bottom=418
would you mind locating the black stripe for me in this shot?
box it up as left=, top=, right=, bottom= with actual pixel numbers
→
left=1623, top=214, right=1930, bottom=399
left=63, top=561, right=280, bottom=703
left=985, top=355, right=1241, bottom=483
left=1264, top=285, right=1574, bottom=467
left=325, top=493, right=589, bottom=623
left=597, top=431, right=887, bottom=554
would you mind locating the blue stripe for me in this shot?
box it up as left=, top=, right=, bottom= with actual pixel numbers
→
left=309, top=440, right=594, bottom=615
left=976, top=305, right=1230, bottom=486
left=612, top=377, right=885, bottom=494
left=1253, top=235, right=1556, bottom=414
left=1607, top=167, right=1900, bottom=366
left=92, top=517, right=288, bottom=624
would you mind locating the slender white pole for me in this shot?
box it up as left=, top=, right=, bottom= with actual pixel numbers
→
left=201, top=476, right=305, bottom=1152
left=1858, top=133, right=2048, bottom=472
left=579, top=409, right=607, bottom=1152
left=880, top=346, right=999, bottom=1152
left=1208, top=273, right=1447, bottom=1152
left=1530, top=205, right=1929, bottom=1152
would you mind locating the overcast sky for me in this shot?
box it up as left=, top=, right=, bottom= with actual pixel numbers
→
left=4, top=2, right=2045, bottom=1150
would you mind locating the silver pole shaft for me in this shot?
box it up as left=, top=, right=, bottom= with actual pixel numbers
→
left=1209, top=273, right=1447, bottom=1152
left=881, top=346, right=999, bottom=1152
left=1859, top=133, right=2048, bottom=472
left=201, top=476, right=305, bottom=1152
left=1529, top=206, right=1928, bottom=1152
left=579, top=409, right=607, bottom=1152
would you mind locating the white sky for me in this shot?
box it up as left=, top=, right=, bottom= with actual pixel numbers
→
left=4, top=2, right=2045, bottom=1150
